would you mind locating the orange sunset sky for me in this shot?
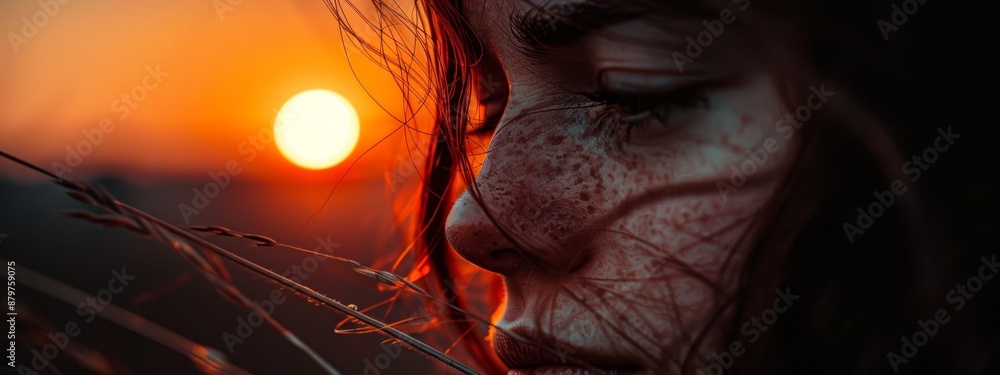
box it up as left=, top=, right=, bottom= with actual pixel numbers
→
left=1, top=0, right=419, bottom=182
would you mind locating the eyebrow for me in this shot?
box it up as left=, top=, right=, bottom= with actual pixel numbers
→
left=510, top=0, right=660, bottom=58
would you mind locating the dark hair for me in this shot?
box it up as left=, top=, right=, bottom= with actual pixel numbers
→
left=332, top=0, right=996, bottom=373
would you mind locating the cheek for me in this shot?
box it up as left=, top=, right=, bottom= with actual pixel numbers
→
left=648, top=77, right=792, bottom=183
left=598, top=189, right=768, bottom=273
left=598, top=84, right=791, bottom=271
left=475, top=109, right=622, bottom=237
left=475, top=91, right=787, bottom=252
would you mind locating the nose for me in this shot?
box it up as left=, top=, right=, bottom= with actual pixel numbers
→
left=445, top=92, right=598, bottom=277
left=445, top=187, right=595, bottom=278
left=445, top=191, right=529, bottom=276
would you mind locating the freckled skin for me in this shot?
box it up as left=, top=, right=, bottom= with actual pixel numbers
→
left=445, top=0, right=796, bottom=372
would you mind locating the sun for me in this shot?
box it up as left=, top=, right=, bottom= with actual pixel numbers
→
left=275, top=89, right=360, bottom=170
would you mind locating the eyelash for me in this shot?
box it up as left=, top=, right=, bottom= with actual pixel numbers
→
left=468, top=85, right=710, bottom=142
left=591, top=88, right=709, bottom=141
left=468, top=112, right=499, bottom=136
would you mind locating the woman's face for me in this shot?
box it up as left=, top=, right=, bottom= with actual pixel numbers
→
left=444, top=0, right=795, bottom=373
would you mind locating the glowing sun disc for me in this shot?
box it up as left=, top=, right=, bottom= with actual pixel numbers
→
left=275, top=89, right=360, bottom=170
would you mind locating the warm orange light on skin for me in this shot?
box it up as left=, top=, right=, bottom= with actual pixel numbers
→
left=275, top=89, right=360, bottom=170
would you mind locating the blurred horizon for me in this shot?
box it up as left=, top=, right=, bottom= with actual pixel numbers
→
left=1, top=0, right=419, bottom=183
left=0, top=173, right=452, bottom=374
left=0, top=3, right=477, bottom=373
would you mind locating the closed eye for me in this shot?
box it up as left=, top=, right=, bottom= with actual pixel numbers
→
left=589, top=87, right=710, bottom=143
left=469, top=50, right=509, bottom=136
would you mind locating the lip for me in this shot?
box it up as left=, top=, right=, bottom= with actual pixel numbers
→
left=493, top=329, right=643, bottom=375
